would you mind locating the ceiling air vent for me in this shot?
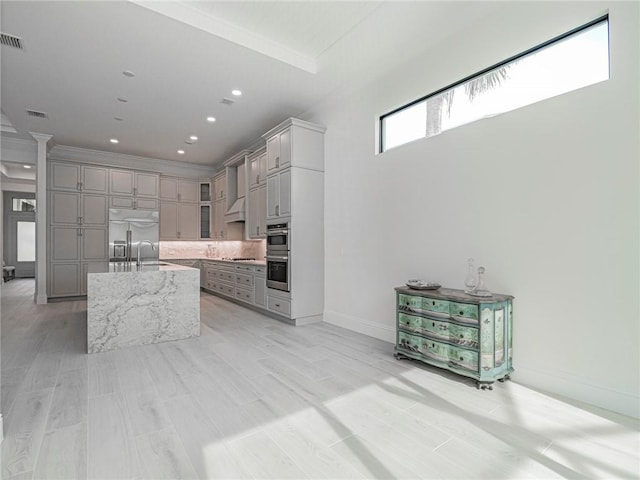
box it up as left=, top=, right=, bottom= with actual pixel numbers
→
left=26, top=109, right=48, bottom=119
left=221, top=97, right=235, bottom=106
left=1, top=33, right=24, bottom=50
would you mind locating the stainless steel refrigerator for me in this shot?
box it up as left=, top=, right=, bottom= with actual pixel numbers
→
left=108, top=209, right=159, bottom=262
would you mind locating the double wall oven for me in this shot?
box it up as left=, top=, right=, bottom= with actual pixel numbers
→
left=266, top=223, right=289, bottom=292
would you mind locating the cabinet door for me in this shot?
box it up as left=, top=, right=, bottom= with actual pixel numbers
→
left=135, top=172, right=159, bottom=197
left=177, top=179, right=199, bottom=203
left=109, top=170, right=135, bottom=196
left=159, top=202, right=178, bottom=239
left=266, top=173, right=279, bottom=220
left=81, top=227, right=108, bottom=261
left=50, top=192, right=80, bottom=225
left=254, top=274, right=266, bottom=308
left=279, top=128, right=291, bottom=169
left=135, top=198, right=158, bottom=210
left=259, top=152, right=267, bottom=185
left=248, top=188, right=259, bottom=239
left=200, top=182, right=212, bottom=202
left=110, top=196, right=135, bottom=209
left=199, top=204, right=211, bottom=239
left=81, top=166, right=108, bottom=193
left=266, top=135, right=280, bottom=172
left=49, top=163, right=80, bottom=191
left=214, top=200, right=226, bottom=239
left=214, top=174, right=226, bottom=200
left=177, top=203, right=198, bottom=240
left=160, top=177, right=178, bottom=200
left=250, top=156, right=260, bottom=189
left=49, top=263, right=80, bottom=297
left=81, top=194, right=107, bottom=226
left=50, top=226, right=81, bottom=261
left=278, top=169, right=291, bottom=218
left=258, top=184, right=267, bottom=237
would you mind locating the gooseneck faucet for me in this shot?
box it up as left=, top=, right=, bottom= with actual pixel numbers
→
left=137, top=240, right=156, bottom=266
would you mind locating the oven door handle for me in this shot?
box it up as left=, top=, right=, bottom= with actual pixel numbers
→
left=266, top=255, right=289, bottom=261
left=266, top=229, right=288, bottom=235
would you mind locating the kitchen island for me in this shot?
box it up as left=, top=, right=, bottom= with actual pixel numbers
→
left=87, top=262, right=200, bottom=353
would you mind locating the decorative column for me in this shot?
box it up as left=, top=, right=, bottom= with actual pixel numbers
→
left=29, top=132, right=52, bottom=304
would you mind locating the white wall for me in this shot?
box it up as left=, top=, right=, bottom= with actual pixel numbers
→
left=307, top=1, right=639, bottom=418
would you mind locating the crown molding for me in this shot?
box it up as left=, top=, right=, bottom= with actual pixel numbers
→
left=261, top=117, right=326, bottom=140
left=223, top=149, right=253, bottom=167
left=48, top=144, right=217, bottom=178
left=0, top=136, right=38, bottom=164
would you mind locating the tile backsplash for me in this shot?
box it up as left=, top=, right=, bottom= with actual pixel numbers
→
left=159, top=240, right=266, bottom=260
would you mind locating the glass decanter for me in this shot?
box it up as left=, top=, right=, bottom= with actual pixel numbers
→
left=473, top=266, right=492, bottom=297
left=464, top=258, right=477, bottom=293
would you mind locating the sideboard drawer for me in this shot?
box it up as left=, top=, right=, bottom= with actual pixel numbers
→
left=448, top=345, right=479, bottom=372
left=419, top=317, right=451, bottom=342
left=397, top=312, right=423, bottom=334
left=448, top=323, right=479, bottom=349
left=398, top=294, right=422, bottom=310
left=450, top=302, right=479, bottom=323
left=422, top=297, right=450, bottom=317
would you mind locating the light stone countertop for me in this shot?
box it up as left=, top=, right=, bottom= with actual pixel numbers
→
left=101, top=261, right=197, bottom=274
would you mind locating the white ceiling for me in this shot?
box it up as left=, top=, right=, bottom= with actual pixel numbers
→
left=0, top=1, right=498, bottom=168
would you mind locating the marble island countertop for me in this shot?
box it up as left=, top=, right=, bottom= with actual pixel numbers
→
left=104, top=261, right=198, bottom=273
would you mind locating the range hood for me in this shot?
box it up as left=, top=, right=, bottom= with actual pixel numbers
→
left=225, top=197, right=245, bottom=223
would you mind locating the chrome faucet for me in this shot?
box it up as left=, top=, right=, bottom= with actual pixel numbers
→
left=137, top=240, right=156, bottom=266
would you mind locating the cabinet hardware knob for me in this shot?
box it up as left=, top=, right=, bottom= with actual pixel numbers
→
left=432, top=301, right=436, bottom=305
left=275, top=303, right=280, bottom=307
left=459, top=311, right=464, bottom=315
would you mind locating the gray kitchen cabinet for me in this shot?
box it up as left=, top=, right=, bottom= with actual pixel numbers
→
left=109, top=169, right=135, bottom=196
left=110, top=169, right=159, bottom=197
left=266, top=168, right=291, bottom=221
left=213, top=172, right=226, bottom=200
left=49, top=263, right=80, bottom=297
left=249, top=150, right=267, bottom=188
left=50, top=192, right=107, bottom=226
left=49, top=162, right=80, bottom=191
left=109, top=196, right=158, bottom=210
left=160, top=201, right=198, bottom=240
left=248, top=184, right=266, bottom=239
left=160, top=201, right=178, bottom=240
left=81, top=165, right=108, bottom=193
left=266, top=128, right=291, bottom=173
left=254, top=267, right=266, bottom=308
left=81, top=227, right=108, bottom=261
left=159, top=177, right=199, bottom=202
left=178, top=203, right=198, bottom=240
left=50, top=226, right=81, bottom=262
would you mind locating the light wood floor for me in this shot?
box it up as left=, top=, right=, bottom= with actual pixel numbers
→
left=1, top=279, right=638, bottom=479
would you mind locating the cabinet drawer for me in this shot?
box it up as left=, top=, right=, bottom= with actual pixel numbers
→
left=235, top=288, right=254, bottom=304
left=448, top=323, right=479, bottom=349
left=397, top=331, right=426, bottom=356
left=421, top=297, right=450, bottom=317
left=397, top=312, right=423, bottom=334
left=419, top=317, right=452, bottom=342
left=220, top=283, right=235, bottom=296
left=235, top=273, right=253, bottom=287
left=448, top=345, right=479, bottom=372
left=206, top=270, right=217, bottom=281
left=268, top=296, right=291, bottom=316
left=398, top=294, right=422, bottom=311
left=235, top=265, right=254, bottom=273
left=450, top=302, right=479, bottom=324
left=254, top=266, right=266, bottom=276
left=221, top=271, right=235, bottom=283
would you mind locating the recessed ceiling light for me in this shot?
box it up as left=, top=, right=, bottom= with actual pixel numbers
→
left=122, top=70, right=135, bottom=77
left=189, top=135, right=198, bottom=141
left=23, top=165, right=32, bottom=169
left=117, top=97, right=128, bottom=103
left=114, top=116, right=124, bottom=121
left=110, top=138, right=119, bottom=144
left=207, top=116, right=216, bottom=122
left=231, top=89, right=242, bottom=96
left=177, top=150, right=185, bottom=155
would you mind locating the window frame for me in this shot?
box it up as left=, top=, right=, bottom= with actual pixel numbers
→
left=379, top=15, right=610, bottom=153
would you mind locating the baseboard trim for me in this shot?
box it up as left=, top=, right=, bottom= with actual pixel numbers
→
left=515, top=365, right=640, bottom=419
left=323, top=310, right=395, bottom=343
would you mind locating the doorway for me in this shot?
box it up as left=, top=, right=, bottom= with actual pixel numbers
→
left=3, top=192, right=36, bottom=278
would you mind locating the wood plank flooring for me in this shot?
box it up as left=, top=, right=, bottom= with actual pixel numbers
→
left=1, top=278, right=639, bottom=479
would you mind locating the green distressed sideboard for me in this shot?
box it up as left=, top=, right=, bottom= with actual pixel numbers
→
left=394, top=286, right=514, bottom=389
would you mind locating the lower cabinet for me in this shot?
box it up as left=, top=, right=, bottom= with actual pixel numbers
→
left=394, top=286, right=514, bottom=389
left=49, top=263, right=81, bottom=297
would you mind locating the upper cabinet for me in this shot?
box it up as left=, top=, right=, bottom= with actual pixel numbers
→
left=213, top=172, right=226, bottom=201
left=249, top=149, right=267, bottom=189
left=109, top=169, right=159, bottom=197
left=159, top=177, right=199, bottom=202
left=264, top=118, right=325, bottom=174
left=49, top=163, right=108, bottom=193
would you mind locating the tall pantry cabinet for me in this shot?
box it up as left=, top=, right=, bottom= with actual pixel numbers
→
left=48, top=162, right=110, bottom=297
